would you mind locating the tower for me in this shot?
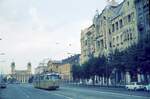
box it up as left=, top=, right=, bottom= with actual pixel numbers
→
left=27, top=62, right=32, bottom=73
left=11, top=62, right=15, bottom=74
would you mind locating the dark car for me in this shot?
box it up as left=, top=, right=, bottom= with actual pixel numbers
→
left=0, top=82, right=7, bottom=88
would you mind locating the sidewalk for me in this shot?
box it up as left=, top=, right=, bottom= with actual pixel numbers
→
left=62, top=82, right=125, bottom=89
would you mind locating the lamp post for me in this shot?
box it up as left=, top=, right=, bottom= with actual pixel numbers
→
left=0, top=59, right=6, bottom=83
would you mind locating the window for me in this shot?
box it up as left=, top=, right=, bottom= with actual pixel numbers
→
left=146, top=13, right=150, bottom=25
left=128, top=34, right=130, bottom=40
left=120, top=34, right=123, bottom=41
left=128, top=14, right=131, bottom=22
left=109, top=42, right=112, bottom=47
left=116, top=22, right=119, bottom=30
left=101, top=40, right=104, bottom=48
left=112, top=24, right=115, bottom=32
left=105, top=44, right=107, bottom=49
left=127, top=1, right=129, bottom=6
left=113, top=38, right=115, bottom=42
left=121, top=42, right=123, bottom=45
left=130, top=33, right=133, bottom=40
left=119, top=19, right=123, bottom=28
left=103, top=16, right=106, bottom=20
left=109, top=29, right=111, bottom=35
left=117, top=36, right=119, bottom=42
left=85, top=40, right=87, bottom=45
left=97, top=41, right=100, bottom=47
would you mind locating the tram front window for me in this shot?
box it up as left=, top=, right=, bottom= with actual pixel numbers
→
left=47, top=75, right=59, bottom=81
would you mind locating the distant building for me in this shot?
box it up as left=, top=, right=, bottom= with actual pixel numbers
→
left=47, top=60, right=62, bottom=73
left=58, top=63, right=72, bottom=81
left=60, top=54, right=80, bottom=80
left=35, top=66, right=48, bottom=74
left=11, top=62, right=32, bottom=83
left=43, top=55, right=80, bottom=81
left=62, top=54, right=80, bottom=65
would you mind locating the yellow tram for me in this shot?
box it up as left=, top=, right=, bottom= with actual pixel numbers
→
left=33, top=73, right=60, bottom=90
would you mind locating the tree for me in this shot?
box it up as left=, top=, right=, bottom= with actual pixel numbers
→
left=72, top=64, right=81, bottom=81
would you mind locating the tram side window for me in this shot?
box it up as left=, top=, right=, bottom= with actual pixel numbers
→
left=35, top=77, right=38, bottom=81
left=51, top=75, right=59, bottom=80
left=48, top=75, right=52, bottom=80
left=45, top=75, right=49, bottom=80
left=40, top=76, right=44, bottom=80
left=33, top=76, right=37, bottom=81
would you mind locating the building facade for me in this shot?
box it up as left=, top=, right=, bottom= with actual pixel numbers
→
left=81, top=0, right=138, bottom=64
left=47, top=60, right=62, bottom=73
left=35, top=66, right=48, bottom=74
left=36, top=55, right=80, bottom=81
left=80, top=0, right=149, bottom=84
left=135, top=0, right=150, bottom=45
left=11, top=62, right=32, bottom=83
left=58, top=63, right=72, bottom=81
left=46, top=60, right=73, bottom=81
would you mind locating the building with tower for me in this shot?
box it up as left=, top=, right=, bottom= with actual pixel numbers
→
left=10, top=62, right=32, bottom=83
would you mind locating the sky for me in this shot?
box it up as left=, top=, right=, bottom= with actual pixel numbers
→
left=0, top=0, right=122, bottom=74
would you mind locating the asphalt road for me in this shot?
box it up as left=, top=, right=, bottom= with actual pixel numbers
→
left=0, top=84, right=149, bottom=99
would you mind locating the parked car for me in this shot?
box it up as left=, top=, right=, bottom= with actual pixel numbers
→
left=125, top=82, right=144, bottom=90
left=144, top=84, right=150, bottom=91
left=0, top=82, right=7, bottom=88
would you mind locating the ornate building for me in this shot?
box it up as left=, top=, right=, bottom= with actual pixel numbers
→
left=11, top=62, right=32, bottom=83
left=135, top=0, right=150, bottom=45
left=80, top=0, right=150, bottom=84
left=47, top=60, right=62, bottom=73
left=81, top=0, right=138, bottom=64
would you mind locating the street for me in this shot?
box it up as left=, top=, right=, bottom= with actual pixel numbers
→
left=0, top=84, right=149, bottom=99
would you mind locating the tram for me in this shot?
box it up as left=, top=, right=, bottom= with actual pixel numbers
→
left=33, top=73, right=60, bottom=90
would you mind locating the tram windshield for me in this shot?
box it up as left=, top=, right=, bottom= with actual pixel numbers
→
left=46, top=74, right=60, bottom=81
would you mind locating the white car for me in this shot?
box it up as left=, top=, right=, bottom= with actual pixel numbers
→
left=125, top=82, right=144, bottom=90
left=145, top=84, right=150, bottom=91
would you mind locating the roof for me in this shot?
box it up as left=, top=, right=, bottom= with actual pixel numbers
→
left=15, top=70, right=29, bottom=74
left=93, top=0, right=126, bottom=23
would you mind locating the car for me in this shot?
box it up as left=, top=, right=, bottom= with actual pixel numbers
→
left=144, top=84, right=150, bottom=91
left=125, top=82, right=144, bottom=91
left=0, top=82, right=7, bottom=88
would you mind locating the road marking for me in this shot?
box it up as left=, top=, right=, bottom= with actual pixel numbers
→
left=15, top=86, right=30, bottom=98
left=53, top=93, right=73, bottom=99
left=94, top=90, right=149, bottom=98
left=20, top=90, right=30, bottom=98
left=39, top=88, right=73, bottom=99
left=62, top=86, right=149, bottom=99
